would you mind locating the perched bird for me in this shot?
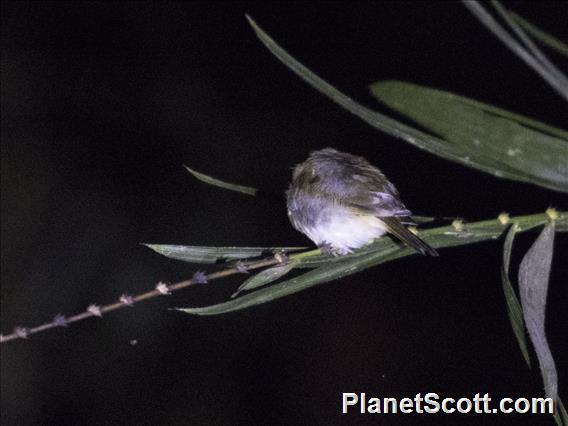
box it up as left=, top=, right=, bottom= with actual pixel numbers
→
left=286, top=148, right=438, bottom=256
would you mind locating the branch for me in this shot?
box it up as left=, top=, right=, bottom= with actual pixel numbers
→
left=0, top=254, right=287, bottom=344
left=2, top=210, right=565, bottom=343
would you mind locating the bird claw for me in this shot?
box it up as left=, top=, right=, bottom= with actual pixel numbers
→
left=320, top=242, right=335, bottom=256
left=273, top=251, right=288, bottom=263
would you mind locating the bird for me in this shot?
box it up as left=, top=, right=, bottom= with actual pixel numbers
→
left=286, top=147, right=438, bottom=256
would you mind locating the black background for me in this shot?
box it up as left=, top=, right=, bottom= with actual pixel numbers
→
left=1, top=1, right=567, bottom=425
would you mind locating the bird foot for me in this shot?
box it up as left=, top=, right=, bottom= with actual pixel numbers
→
left=320, top=241, right=339, bottom=256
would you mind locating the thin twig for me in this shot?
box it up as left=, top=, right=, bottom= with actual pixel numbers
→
left=3, top=209, right=565, bottom=342
left=0, top=254, right=286, bottom=344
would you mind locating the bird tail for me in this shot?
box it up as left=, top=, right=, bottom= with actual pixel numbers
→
left=381, top=217, right=438, bottom=257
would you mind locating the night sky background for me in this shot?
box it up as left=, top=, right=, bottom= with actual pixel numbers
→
left=1, top=1, right=567, bottom=425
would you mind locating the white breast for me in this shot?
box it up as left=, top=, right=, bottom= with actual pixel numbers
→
left=302, top=207, right=387, bottom=255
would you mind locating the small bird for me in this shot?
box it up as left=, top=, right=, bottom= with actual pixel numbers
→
left=286, top=148, right=438, bottom=256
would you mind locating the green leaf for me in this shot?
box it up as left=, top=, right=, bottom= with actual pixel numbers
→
left=370, top=81, right=568, bottom=193
left=231, top=262, right=296, bottom=298
left=509, top=10, right=568, bottom=58
left=298, top=212, right=564, bottom=268
left=500, top=224, right=531, bottom=366
left=518, top=221, right=557, bottom=400
left=178, top=246, right=411, bottom=315
left=463, top=1, right=568, bottom=102
left=184, top=165, right=258, bottom=196
left=410, top=215, right=436, bottom=223
left=489, top=1, right=568, bottom=79
left=143, top=244, right=306, bottom=264
left=177, top=211, right=567, bottom=315
left=553, top=398, right=568, bottom=426
left=490, top=1, right=568, bottom=95
left=244, top=17, right=480, bottom=176
left=245, top=16, right=568, bottom=193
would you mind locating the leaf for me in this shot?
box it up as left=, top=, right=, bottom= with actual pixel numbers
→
left=410, top=215, right=436, bottom=223
left=297, top=211, right=564, bottom=268
left=371, top=81, right=568, bottom=193
left=178, top=211, right=567, bottom=315
left=231, top=262, right=296, bottom=298
left=143, top=244, right=306, bottom=264
left=463, top=1, right=568, bottom=102
left=489, top=1, right=568, bottom=84
left=509, top=10, right=568, bottom=58
left=518, top=221, right=557, bottom=400
left=184, top=165, right=258, bottom=196
left=500, top=224, right=530, bottom=366
left=244, top=17, right=481, bottom=176
left=146, top=211, right=566, bottom=267
left=178, top=246, right=411, bottom=315
left=490, top=1, right=568, bottom=96
left=553, top=399, right=568, bottom=426
left=245, top=15, right=568, bottom=193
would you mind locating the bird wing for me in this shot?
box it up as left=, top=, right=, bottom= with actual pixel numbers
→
left=335, top=169, right=411, bottom=217
left=380, top=217, right=438, bottom=256
left=344, top=190, right=412, bottom=217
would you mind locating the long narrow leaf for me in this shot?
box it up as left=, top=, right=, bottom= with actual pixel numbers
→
left=231, top=262, right=296, bottom=298
left=144, top=244, right=306, bottom=264
left=245, top=16, right=568, bottom=193
left=490, top=1, right=568, bottom=89
left=554, top=399, right=568, bottom=426
left=147, top=212, right=565, bottom=267
left=184, top=165, right=258, bottom=196
left=462, top=1, right=568, bottom=101
left=518, top=222, right=557, bottom=400
left=371, top=81, right=568, bottom=193
left=509, top=11, right=568, bottom=58
left=245, top=17, right=484, bottom=173
left=500, top=224, right=531, bottom=366
left=179, top=212, right=566, bottom=315
left=178, top=246, right=412, bottom=315
left=297, top=212, right=565, bottom=268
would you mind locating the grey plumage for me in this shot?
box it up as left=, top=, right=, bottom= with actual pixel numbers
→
left=286, top=148, right=438, bottom=256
